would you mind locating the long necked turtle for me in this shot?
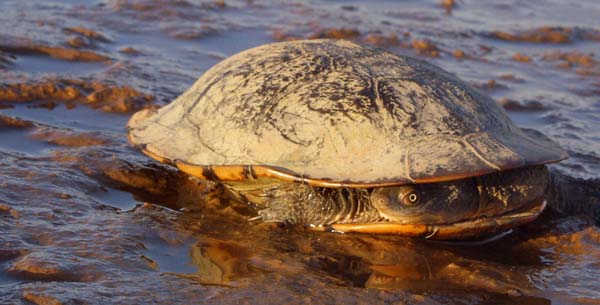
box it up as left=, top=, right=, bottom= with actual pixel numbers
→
left=127, top=39, right=569, bottom=239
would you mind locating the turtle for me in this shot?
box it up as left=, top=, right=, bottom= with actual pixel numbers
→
left=127, top=39, right=570, bottom=240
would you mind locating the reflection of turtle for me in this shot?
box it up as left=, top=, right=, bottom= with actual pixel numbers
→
left=127, top=39, right=569, bottom=239
left=305, top=234, right=536, bottom=295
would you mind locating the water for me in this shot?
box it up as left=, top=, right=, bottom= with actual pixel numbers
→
left=0, top=129, right=53, bottom=155
left=1, top=0, right=599, bottom=304
left=12, top=54, right=107, bottom=75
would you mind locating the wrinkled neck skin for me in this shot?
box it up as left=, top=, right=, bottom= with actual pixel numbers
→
left=226, top=165, right=553, bottom=228
left=546, top=169, right=600, bottom=223
left=226, top=182, right=383, bottom=226
left=256, top=186, right=383, bottom=226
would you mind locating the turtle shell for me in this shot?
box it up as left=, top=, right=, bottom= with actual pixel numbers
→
left=127, top=39, right=567, bottom=187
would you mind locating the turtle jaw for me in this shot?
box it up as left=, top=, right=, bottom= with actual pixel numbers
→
left=319, top=197, right=546, bottom=240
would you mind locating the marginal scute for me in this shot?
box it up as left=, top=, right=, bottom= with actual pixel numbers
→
left=406, top=136, right=496, bottom=183
left=500, top=129, right=568, bottom=166
left=463, top=133, right=525, bottom=170
left=127, top=39, right=568, bottom=186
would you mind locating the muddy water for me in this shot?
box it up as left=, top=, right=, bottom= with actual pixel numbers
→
left=1, top=0, right=599, bottom=304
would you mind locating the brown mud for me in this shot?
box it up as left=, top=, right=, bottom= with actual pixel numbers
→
left=0, top=80, right=155, bottom=113
left=0, top=34, right=111, bottom=62
left=487, top=27, right=600, bottom=44
left=1, top=0, right=600, bottom=304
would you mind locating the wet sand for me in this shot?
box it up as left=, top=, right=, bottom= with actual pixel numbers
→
left=1, top=1, right=600, bottom=304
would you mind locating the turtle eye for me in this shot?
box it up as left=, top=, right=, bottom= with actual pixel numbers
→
left=399, top=190, right=421, bottom=207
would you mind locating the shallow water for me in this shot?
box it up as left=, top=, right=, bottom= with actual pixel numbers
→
left=1, top=0, right=599, bottom=304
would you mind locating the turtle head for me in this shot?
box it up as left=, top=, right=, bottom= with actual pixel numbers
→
left=370, top=180, right=479, bottom=225
left=331, top=165, right=549, bottom=239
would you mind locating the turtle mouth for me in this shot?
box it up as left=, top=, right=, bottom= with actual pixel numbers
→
left=316, top=196, right=546, bottom=240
